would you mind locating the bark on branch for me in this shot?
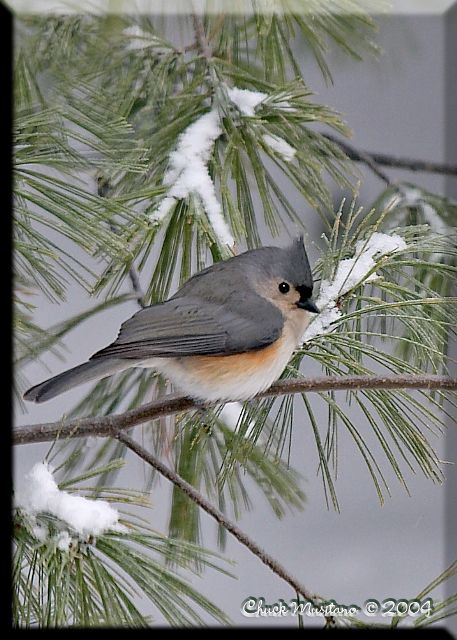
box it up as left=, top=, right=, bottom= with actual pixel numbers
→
left=191, top=13, right=212, bottom=60
left=325, top=133, right=457, bottom=181
left=14, top=374, right=457, bottom=445
left=117, top=430, right=325, bottom=608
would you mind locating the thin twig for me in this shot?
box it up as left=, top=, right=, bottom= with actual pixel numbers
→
left=116, top=430, right=326, bottom=609
left=325, top=134, right=457, bottom=180
left=191, top=12, right=212, bottom=59
left=14, top=375, right=457, bottom=445
left=97, top=175, right=146, bottom=309
left=366, top=151, right=457, bottom=176
left=324, top=134, right=391, bottom=184
left=123, top=264, right=146, bottom=309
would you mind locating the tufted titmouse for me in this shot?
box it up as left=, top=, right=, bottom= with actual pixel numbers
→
left=24, top=237, right=319, bottom=404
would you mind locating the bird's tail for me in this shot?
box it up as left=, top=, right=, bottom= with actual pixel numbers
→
left=23, top=358, right=128, bottom=404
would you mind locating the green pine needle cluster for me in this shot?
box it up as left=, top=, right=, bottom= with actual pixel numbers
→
left=13, top=3, right=457, bottom=629
left=13, top=460, right=231, bottom=626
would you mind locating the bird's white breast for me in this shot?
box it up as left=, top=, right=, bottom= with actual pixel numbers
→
left=140, top=309, right=312, bottom=403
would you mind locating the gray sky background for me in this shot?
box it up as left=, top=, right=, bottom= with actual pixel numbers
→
left=14, top=9, right=456, bottom=629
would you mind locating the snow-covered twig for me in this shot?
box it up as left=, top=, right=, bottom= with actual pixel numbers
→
left=15, top=463, right=126, bottom=549
left=302, top=232, right=407, bottom=343
left=150, top=110, right=234, bottom=247
left=262, top=134, right=296, bottom=162
left=150, top=85, right=295, bottom=247
left=226, top=86, right=267, bottom=116
left=394, top=185, right=449, bottom=233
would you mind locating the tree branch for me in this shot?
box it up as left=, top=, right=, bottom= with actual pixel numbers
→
left=14, top=374, right=457, bottom=445
left=324, top=133, right=457, bottom=180
left=191, top=13, right=212, bottom=60
left=116, top=430, right=326, bottom=610
left=324, top=134, right=391, bottom=185
left=97, top=175, right=146, bottom=309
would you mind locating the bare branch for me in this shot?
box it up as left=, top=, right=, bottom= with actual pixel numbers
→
left=324, top=134, right=391, bottom=184
left=14, top=374, right=457, bottom=445
left=117, top=430, right=326, bottom=610
left=97, top=175, right=146, bottom=309
left=124, top=264, right=146, bottom=309
left=191, top=13, right=212, bottom=60
left=325, top=133, right=457, bottom=180
left=367, top=151, right=457, bottom=177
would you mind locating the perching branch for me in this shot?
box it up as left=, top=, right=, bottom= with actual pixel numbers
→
left=14, top=374, right=457, bottom=445
left=116, top=430, right=326, bottom=610
left=324, top=133, right=457, bottom=180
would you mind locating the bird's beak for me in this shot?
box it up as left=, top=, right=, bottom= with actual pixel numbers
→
left=297, top=298, right=320, bottom=314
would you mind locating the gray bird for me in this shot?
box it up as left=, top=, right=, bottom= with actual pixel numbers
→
left=24, top=237, right=319, bottom=404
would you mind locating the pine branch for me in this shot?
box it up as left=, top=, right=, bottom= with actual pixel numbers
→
left=191, top=12, right=212, bottom=60
left=97, top=175, right=146, bottom=309
left=116, top=430, right=326, bottom=613
left=323, top=134, right=391, bottom=184
left=324, top=134, right=457, bottom=180
left=14, top=374, right=457, bottom=445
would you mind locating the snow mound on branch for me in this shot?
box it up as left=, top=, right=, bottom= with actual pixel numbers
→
left=262, top=134, right=296, bottom=162
left=150, top=110, right=234, bottom=247
left=16, top=463, right=127, bottom=540
left=226, top=87, right=267, bottom=116
left=303, top=232, right=407, bottom=343
left=150, top=85, right=298, bottom=246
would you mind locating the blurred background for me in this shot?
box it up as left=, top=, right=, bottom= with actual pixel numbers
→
left=13, top=5, right=457, bottom=630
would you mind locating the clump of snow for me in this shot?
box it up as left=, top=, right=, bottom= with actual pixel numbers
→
left=226, top=87, right=267, bottom=116
left=56, top=530, right=72, bottom=552
left=226, top=86, right=296, bottom=115
left=302, top=232, right=407, bottom=343
left=150, top=84, right=300, bottom=246
left=262, top=134, right=296, bottom=162
left=273, top=100, right=296, bottom=112
left=31, top=523, right=48, bottom=543
left=420, top=204, right=448, bottom=234
left=16, top=463, right=127, bottom=540
left=400, top=185, right=448, bottom=234
left=150, top=110, right=234, bottom=247
left=400, top=185, right=422, bottom=208
left=219, top=402, right=242, bottom=429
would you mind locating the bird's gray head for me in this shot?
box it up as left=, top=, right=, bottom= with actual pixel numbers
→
left=175, top=236, right=319, bottom=316
left=236, top=235, right=319, bottom=315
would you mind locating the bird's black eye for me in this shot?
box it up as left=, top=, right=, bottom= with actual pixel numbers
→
left=279, top=282, right=290, bottom=294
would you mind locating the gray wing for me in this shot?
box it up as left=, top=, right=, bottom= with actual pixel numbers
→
left=90, top=295, right=283, bottom=360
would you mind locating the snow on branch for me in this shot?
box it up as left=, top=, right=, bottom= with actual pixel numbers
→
left=150, top=109, right=234, bottom=247
left=150, top=85, right=299, bottom=247
left=302, top=232, right=407, bottom=343
left=262, top=134, right=296, bottom=162
left=226, top=86, right=267, bottom=116
left=15, top=463, right=126, bottom=548
left=394, top=185, right=449, bottom=233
